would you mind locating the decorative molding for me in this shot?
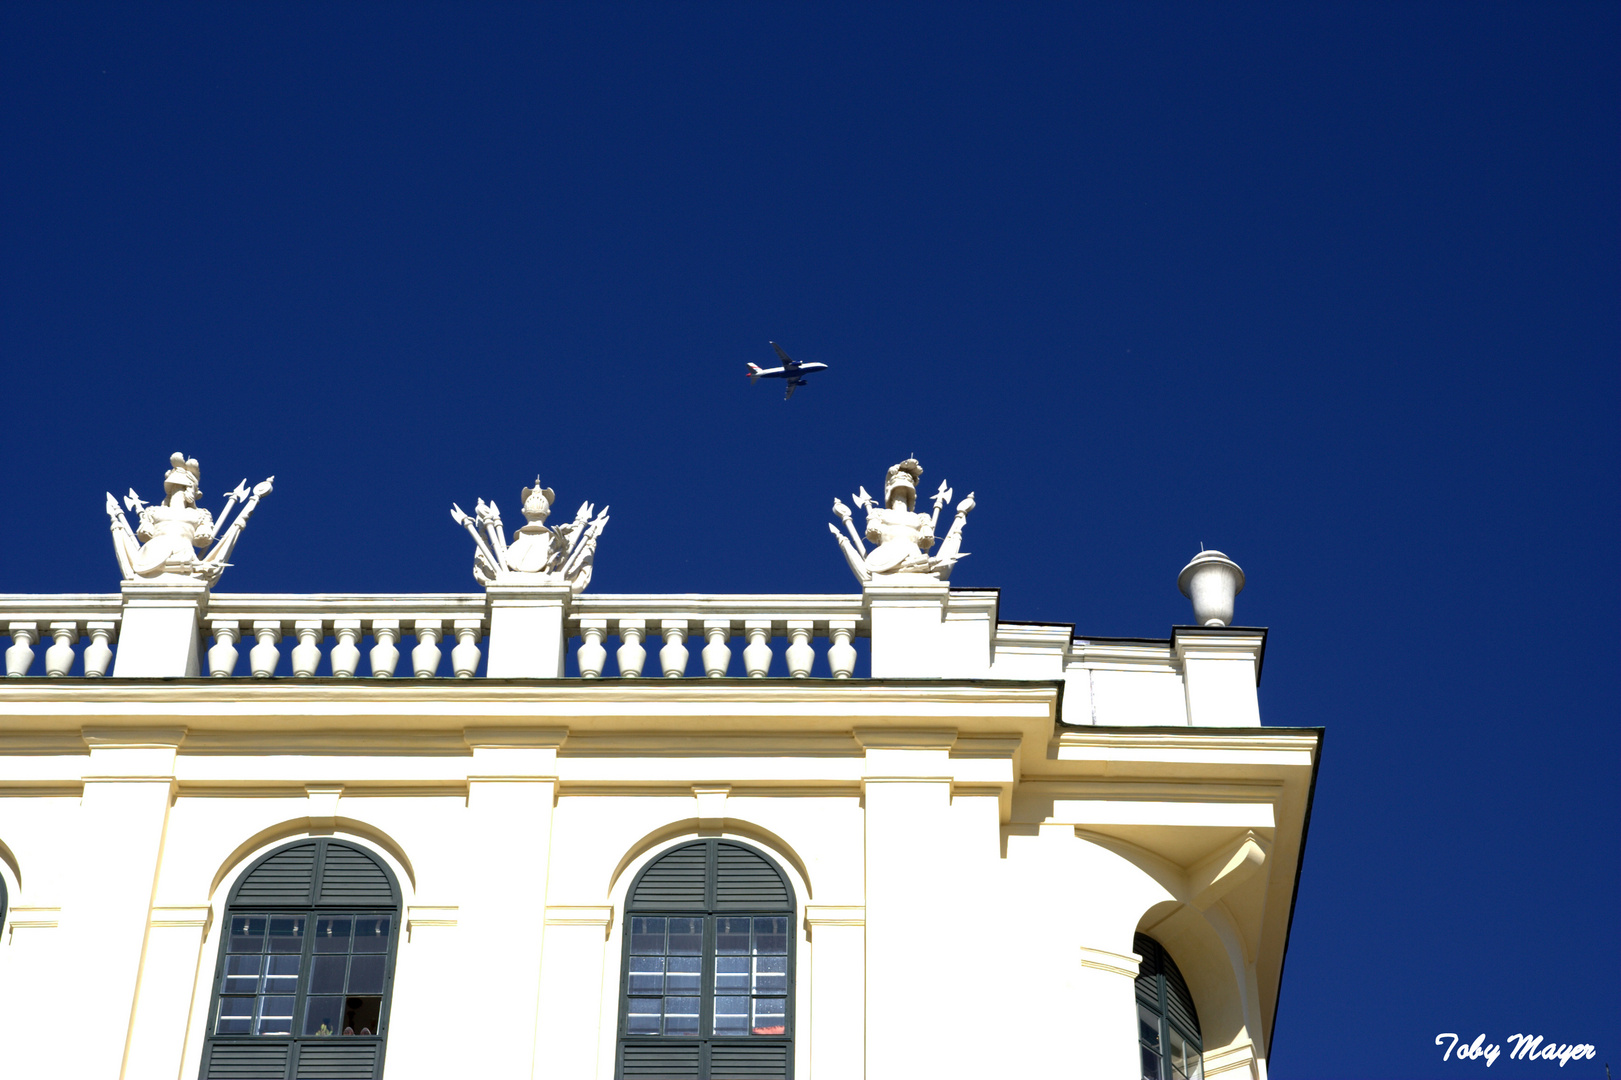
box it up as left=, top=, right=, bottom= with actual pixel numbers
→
left=149, top=905, right=212, bottom=930
left=545, top=904, right=614, bottom=939
left=7, top=905, right=62, bottom=930
left=406, top=905, right=459, bottom=933
left=803, top=905, right=864, bottom=939
left=1203, top=1038, right=1260, bottom=1080
left=1079, top=945, right=1142, bottom=979
left=693, top=785, right=730, bottom=830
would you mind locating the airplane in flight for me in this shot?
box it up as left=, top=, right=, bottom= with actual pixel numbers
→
left=746, top=342, right=829, bottom=400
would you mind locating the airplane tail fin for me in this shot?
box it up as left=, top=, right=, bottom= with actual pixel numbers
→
left=746, top=363, right=762, bottom=384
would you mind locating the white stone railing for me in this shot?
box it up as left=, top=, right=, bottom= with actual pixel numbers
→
left=202, top=594, right=489, bottom=678
left=568, top=595, right=868, bottom=678
left=2, top=595, right=122, bottom=677
left=3, top=593, right=871, bottom=679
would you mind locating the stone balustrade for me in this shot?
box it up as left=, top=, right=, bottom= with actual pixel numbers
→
left=2, top=595, right=123, bottom=677
left=2, top=593, right=871, bottom=680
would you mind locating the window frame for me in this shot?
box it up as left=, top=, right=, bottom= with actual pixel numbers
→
left=199, top=838, right=402, bottom=1080
left=615, top=838, right=797, bottom=1080
left=1135, top=933, right=1204, bottom=1080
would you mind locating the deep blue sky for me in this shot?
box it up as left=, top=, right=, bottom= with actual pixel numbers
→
left=2, top=4, right=1616, bottom=1075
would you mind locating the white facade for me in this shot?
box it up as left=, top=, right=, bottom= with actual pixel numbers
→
left=0, top=462, right=1317, bottom=1080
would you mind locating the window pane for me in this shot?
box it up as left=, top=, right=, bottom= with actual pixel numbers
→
left=267, top=916, right=305, bottom=953
left=257, top=996, right=296, bottom=1035
left=315, top=916, right=352, bottom=953
left=342, top=995, right=381, bottom=1036
left=263, top=954, right=299, bottom=994
left=715, top=955, right=750, bottom=993
left=348, top=955, right=386, bottom=994
left=755, top=955, right=787, bottom=994
left=628, top=956, right=664, bottom=993
left=753, top=997, right=786, bottom=1036
left=1139, top=1005, right=1162, bottom=1050
left=352, top=916, right=390, bottom=952
left=667, top=955, right=701, bottom=994
left=668, top=918, right=702, bottom=956
left=713, top=995, right=750, bottom=1036
left=754, top=917, right=788, bottom=955
left=630, top=917, right=666, bottom=955
left=229, top=916, right=266, bottom=953
left=664, top=997, right=700, bottom=1036
left=715, top=917, right=750, bottom=955
left=305, top=996, right=343, bottom=1037
left=626, top=998, right=661, bottom=1035
left=216, top=996, right=255, bottom=1034
left=310, top=955, right=347, bottom=995
left=1141, top=1045, right=1162, bottom=1080
left=223, top=955, right=261, bottom=994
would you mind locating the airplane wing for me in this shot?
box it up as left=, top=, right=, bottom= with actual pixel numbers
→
left=771, top=341, right=797, bottom=369
left=784, top=379, right=799, bottom=401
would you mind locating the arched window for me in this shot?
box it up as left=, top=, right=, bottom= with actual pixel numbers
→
left=200, top=838, right=401, bottom=1080
left=618, top=839, right=796, bottom=1079
left=1135, top=933, right=1203, bottom=1080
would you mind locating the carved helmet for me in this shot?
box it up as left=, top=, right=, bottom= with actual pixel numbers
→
left=163, top=452, right=201, bottom=496
left=521, top=477, right=555, bottom=521
left=883, top=458, right=922, bottom=511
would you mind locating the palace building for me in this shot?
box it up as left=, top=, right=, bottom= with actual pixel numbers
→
left=0, top=455, right=1318, bottom=1080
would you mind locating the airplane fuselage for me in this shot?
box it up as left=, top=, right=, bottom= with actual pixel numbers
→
left=749, top=362, right=828, bottom=380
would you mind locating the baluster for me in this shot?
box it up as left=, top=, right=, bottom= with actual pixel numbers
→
left=83, top=622, right=116, bottom=678
left=701, top=619, right=732, bottom=677
left=659, top=619, right=690, bottom=678
left=291, top=621, right=324, bottom=677
left=330, top=619, right=363, bottom=677
left=5, top=622, right=37, bottom=677
left=250, top=622, right=283, bottom=678
left=742, top=620, right=772, bottom=678
left=827, top=619, right=858, bottom=679
left=370, top=619, right=401, bottom=678
left=616, top=619, right=647, bottom=678
left=248, top=622, right=283, bottom=674
left=208, top=620, right=241, bottom=677
left=451, top=619, right=483, bottom=678
left=577, top=619, right=609, bottom=678
left=412, top=619, right=443, bottom=678
left=785, top=621, right=815, bottom=678
left=45, top=622, right=79, bottom=677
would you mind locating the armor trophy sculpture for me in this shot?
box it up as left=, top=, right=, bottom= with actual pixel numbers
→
left=828, top=457, right=974, bottom=584
left=105, top=453, right=274, bottom=586
left=452, top=478, right=609, bottom=593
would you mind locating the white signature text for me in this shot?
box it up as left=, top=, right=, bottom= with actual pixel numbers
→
left=1435, top=1033, right=1598, bottom=1068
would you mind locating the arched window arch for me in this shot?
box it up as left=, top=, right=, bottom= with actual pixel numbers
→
left=1135, top=933, right=1203, bottom=1080
left=617, top=838, right=797, bottom=1079
left=200, top=838, right=401, bottom=1080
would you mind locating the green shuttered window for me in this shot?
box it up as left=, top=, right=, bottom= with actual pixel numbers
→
left=200, top=839, right=400, bottom=1080
left=1135, top=933, right=1203, bottom=1080
left=618, top=840, right=796, bottom=1080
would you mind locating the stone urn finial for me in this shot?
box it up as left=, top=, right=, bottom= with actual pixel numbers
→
left=1177, top=550, right=1245, bottom=627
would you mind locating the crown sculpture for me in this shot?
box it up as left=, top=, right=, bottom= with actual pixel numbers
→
left=452, top=479, right=610, bottom=591
left=828, top=457, right=974, bottom=583
left=104, top=453, right=274, bottom=585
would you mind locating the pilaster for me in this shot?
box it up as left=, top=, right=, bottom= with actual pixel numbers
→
left=857, top=728, right=956, bottom=1077
left=804, top=905, right=865, bottom=1079
left=534, top=905, right=615, bottom=1080
left=462, top=728, right=565, bottom=1076
left=122, top=905, right=212, bottom=1080
left=68, top=727, right=183, bottom=1077
left=864, top=582, right=949, bottom=677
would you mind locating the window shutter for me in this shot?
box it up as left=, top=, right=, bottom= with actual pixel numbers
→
left=713, top=843, right=790, bottom=909
left=1133, top=933, right=1162, bottom=1008
left=709, top=1042, right=790, bottom=1079
left=315, top=843, right=395, bottom=906
left=620, top=1042, right=702, bottom=1078
left=1161, top=950, right=1201, bottom=1048
left=630, top=842, right=709, bottom=909
left=234, top=841, right=318, bottom=905
left=202, top=1042, right=289, bottom=1079
left=294, top=1043, right=380, bottom=1079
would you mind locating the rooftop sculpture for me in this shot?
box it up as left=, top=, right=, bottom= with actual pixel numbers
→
left=828, top=457, right=974, bottom=583
left=104, top=453, right=274, bottom=586
left=452, top=479, right=609, bottom=591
